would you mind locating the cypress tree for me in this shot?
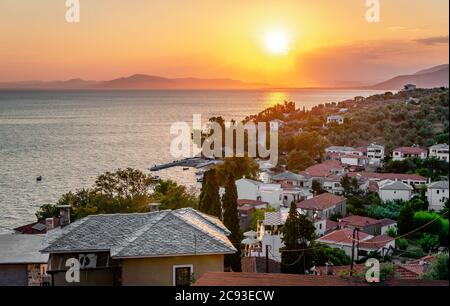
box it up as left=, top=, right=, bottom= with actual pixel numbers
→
left=398, top=203, right=415, bottom=235
left=281, top=202, right=315, bottom=274
left=222, top=172, right=242, bottom=271
left=198, top=168, right=222, bottom=219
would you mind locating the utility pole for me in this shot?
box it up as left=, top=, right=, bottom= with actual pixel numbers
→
left=350, top=227, right=357, bottom=276
left=265, top=245, right=269, bottom=273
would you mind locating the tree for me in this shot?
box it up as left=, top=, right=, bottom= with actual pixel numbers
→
left=35, top=169, right=181, bottom=222
left=311, top=180, right=326, bottom=195
left=313, top=244, right=351, bottom=266
left=35, top=204, right=60, bottom=220
left=94, top=168, right=155, bottom=199
left=423, top=253, right=449, bottom=280
left=215, top=157, right=260, bottom=186
left=151, top=179, right=198, bottom=210
left=250, top=207, right=276, bottom=231
left=222, top=173, right=242, bottom=271
left=287, top=150, right=315, bottom=171
left=198, top=168, right=222, bottom=219
left=281, top=202, right=315, bottom=274
left=397, top=203, right=415, bottom=235
left=418, top=233, right=439, bottom=253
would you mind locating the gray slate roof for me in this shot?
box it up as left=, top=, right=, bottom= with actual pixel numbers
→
left=428, top=181, right=449, bottom=189
left=0, top=234, right=49, bottom=264
left=42, top=208, right=236, bottom=258
left=271, top=171, right=309, bottom=181
left=379, top=181, right=414, bottom=191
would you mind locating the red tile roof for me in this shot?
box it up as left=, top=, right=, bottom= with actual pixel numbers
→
left=304, top=160, right=344, bottom=178
left=13, top=218, right=60, bottom=234
left=241, top=257, right=281, bottom=273
left=339, top=215, right=381, bottom=228
left=347, top=172, right=427, bottom=182
left=297, top=193, right=346, bottom=211
left=394, top=146, right=427, bottom=154
left=379, top=218, right=397, bottom=227
left=395, top=264, right=424, bottom=279
left=317, top=229, right=370, bottom=245
left=383, top=279, right=448, bottom=286
left=326, top=220, right=339, bottom=232
left=193, top=272, right=366, bottom=286
left=359, top=235, right=395, bottom=250
left=238, top=199, right=268, bottom=207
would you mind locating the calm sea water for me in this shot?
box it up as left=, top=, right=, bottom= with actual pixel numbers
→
left=0, top=89, right=384, bottom=232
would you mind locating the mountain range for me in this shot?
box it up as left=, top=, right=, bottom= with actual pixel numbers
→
left=0, top=64, right=448, bottom=90
left=370, top=64, right=449, bottom=90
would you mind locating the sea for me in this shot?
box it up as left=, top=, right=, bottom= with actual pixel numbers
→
left=0, top=89, right=385, bottom=232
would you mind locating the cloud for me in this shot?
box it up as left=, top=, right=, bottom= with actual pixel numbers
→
left=414, top=35, right=449, bottom=45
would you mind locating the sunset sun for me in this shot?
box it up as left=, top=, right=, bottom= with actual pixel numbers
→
left=264, top=29, right=290, bottom=55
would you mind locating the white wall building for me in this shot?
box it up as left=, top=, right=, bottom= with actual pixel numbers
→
left=392, top=146, right=428, bottom=161
left=340, top=155, right=368, bottom=167
left=326, top=115, right=344, bottom=125
left=378, top=180, right=414, bottom=202
left=427, top=181, right=449, bottom=212
left=366, top=143, right=385, bottom=165
left=429, top=144, right=449, bottom=162
left=317, top=229, right=395, bottom=260
left=235, top=178, right=283, bottom=209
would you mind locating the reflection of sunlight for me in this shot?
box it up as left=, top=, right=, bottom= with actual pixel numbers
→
left=263, top=92, right=288, bottom=108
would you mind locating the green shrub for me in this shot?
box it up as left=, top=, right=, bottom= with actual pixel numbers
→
left=422, top=253, right=449, bottom=280
left=396, top=238, right=408, bottom=251
left=418, top=233, right=440, bottom=253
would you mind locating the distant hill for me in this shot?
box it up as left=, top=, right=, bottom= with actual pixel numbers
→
left=93, top=74, right=272, bottom=90
left=0, top=74, right=273, bottom=90
left=371, top=64, right=449, bottom=90
left=0, top=79, right=97, bottom=90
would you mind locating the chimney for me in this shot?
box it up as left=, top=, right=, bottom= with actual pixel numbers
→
left=45, top=218, right=55, bottom=230
left=148, top=203, right=161, bottom=212
left=59, top=205, right=71, bottom=227
left=325, top=261, right=334, bottom=275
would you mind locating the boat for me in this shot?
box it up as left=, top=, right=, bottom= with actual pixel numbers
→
left=36, top=176, right=42, bottom=182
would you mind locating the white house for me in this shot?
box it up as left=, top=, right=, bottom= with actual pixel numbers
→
left=404, top=84, right=417, bottom=91
left=427, top=181, right=449, bottom=212
left=340, top=154, right=368, bottom=167
left=296, top=193, right=347, bottom=219
left=281, top=188, right=313, bottom=207
left=326, top=115, right=344, bottom=125
left=270, top=171, right=311, bottom=188
left=236, top=178, right=261, bottom=201
left=380, top=219, right=398, bottom=236
left=317, top=229, right=395, bottom=260
left=392, top=146, right=428, bottom=161
left=429, top=144, right=449, bottom=162
left=322, top=175, right=345, bottom=195
left=325, top=146, right=355, bottom=154
left=366, top=143, right=385, bottom=165
left=235, top=178, right=283, bottom=209
left=378, top=180, right=414, bottom=202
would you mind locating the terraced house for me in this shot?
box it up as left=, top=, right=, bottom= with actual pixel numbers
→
left=41, top=208, right=236, bottom=286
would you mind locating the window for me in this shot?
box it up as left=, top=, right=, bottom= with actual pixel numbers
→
left=173, top=265, right=193, bottom=286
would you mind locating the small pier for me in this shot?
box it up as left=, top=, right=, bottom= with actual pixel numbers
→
left=150, top=157, right=220, bottom=172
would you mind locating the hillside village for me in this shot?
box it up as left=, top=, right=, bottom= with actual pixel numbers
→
left=1, top=85, right=448, bottom=286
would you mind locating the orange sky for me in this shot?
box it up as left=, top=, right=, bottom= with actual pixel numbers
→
left=0, top=0, right=448, bottom=86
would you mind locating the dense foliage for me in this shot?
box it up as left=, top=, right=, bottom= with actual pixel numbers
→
left=35, top=168, right=199, bottom=221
